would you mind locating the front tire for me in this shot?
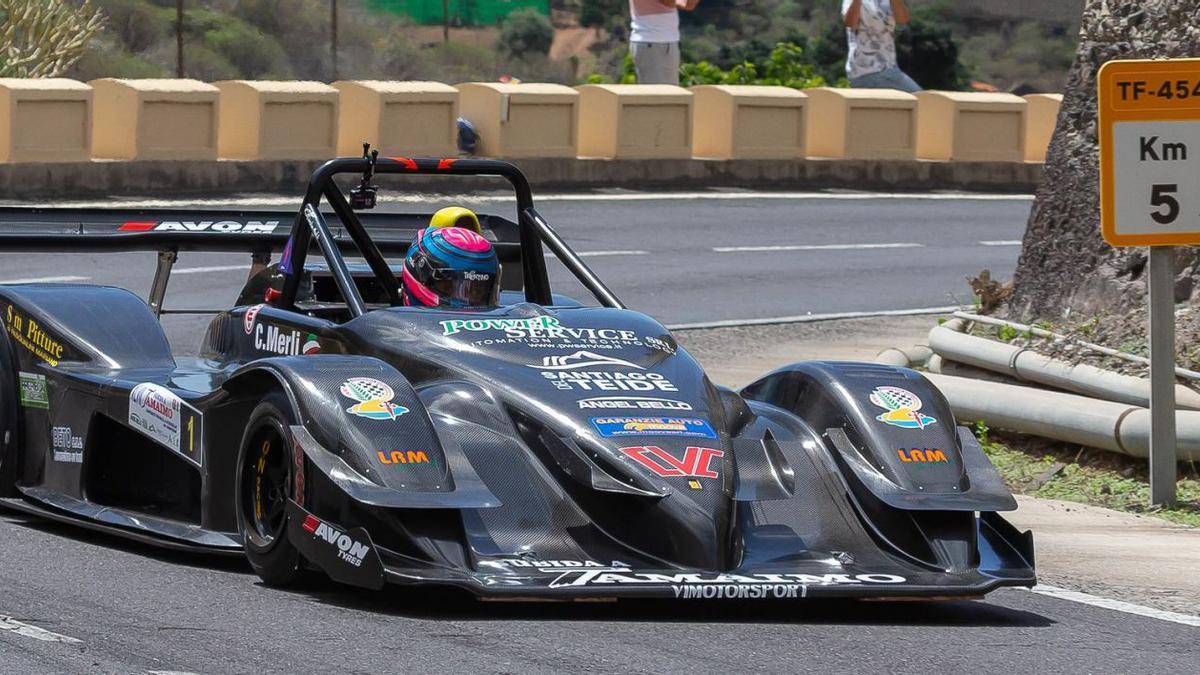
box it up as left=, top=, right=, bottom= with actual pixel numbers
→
left=236, top=391, right=305, bottom=586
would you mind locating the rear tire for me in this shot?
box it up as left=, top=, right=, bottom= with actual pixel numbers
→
left=0, top=331, right=21, bottom=498
left=236, top=390, right=305, bottom=586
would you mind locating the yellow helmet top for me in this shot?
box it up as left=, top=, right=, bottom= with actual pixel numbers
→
left=429, top=206, right=481, bottom=234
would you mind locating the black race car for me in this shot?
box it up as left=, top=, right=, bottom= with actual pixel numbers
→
left=0, top=157, right=1034, bottom=600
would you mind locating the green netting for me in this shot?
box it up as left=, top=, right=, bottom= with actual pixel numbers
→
left=366, top=0, right=548, bottom=26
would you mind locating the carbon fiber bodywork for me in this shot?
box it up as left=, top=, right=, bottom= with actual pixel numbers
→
left=0, top=157, right=1035, bottom=600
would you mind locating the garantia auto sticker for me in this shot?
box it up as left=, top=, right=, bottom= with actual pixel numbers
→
left=128, top=383, right=203, bottom=467
left=620, top=445, right=723, bottom=479
left=18, top=371, right=48, bottom=409
left=576, top=396, right=693, bottom=411
left=870, top=386, right=937, bottom=430
left=340, top=377, right=408, bottom=421
left=591, top=417, right=717, bottom=439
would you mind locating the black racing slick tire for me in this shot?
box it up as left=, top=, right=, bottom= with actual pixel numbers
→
left=236, top=390, right=306, bottom=587
left=0, top=329, right=21, bottom=497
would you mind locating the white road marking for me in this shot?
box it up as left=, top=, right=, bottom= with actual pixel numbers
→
left=1027, top=585, right=1200, bottom=627
left=0, top=616, right=82, bottom=643
left=146, top=671, right=202, bottom=675
left=0, top=275, right=90, bottom=284
left=30, top=191, right=1034, bottom=209
left=713, top=242, right=923, bottom=253
left=546, top=250, right=649, bottom=259
left=666, top=305, right=961, bottom=330
left=980, top=240, right=1022, bottom=246
left=172, top=265, right=247, bottom=275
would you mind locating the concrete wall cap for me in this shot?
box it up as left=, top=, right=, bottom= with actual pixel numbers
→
left=576, top=83, right=692, bottom=99
left=690, top=85, right=806, bottom=104
left=1024, top=93, right=1064, bottom=103
left=917, top=90, right=1027, bottom=110
left=215, top=80, right=336, bottom=94
left=806, top=87, right=917, bottom=102
left=690, top=84, right=805, bottom=97
left=458, top=82, right=577, bottom=96
left=89, top=78, right=219, bottom=93
left=0, top=78, right=91, bottom=92
left=334, top=80, right=458, bottom=94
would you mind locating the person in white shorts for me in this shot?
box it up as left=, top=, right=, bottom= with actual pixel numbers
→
left=842, top=0, right=921, bottom=92
left=629, top=0, right=700, bottom=85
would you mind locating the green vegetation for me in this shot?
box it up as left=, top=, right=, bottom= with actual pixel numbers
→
left=498, top=7, right=553, bottom=60
left=679, top=42, right=829, bottom=89
left=10, top=0, right=1074, bottom=89
left=0, top=0, right=107, bottom=77
left=582, top=0, right=1073, bottom=90
left=974, top=422, right=1200, bottom=528
left=64, top=0, right=572, bottom=83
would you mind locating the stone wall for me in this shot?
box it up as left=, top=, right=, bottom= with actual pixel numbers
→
left=1009, top=0, right=1200, bottom=320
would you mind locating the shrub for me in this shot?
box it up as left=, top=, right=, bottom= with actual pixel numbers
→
left=0, top=0, right=107, bottom=77
left=94, top=0, right=170, bottom=52
left=499, top=7, right=553, bottom=60
left=204, top=19, right=292, bottom=79
left=679, top=42, right=828, bottom=89
left=896, top=11, right=969, bottom=90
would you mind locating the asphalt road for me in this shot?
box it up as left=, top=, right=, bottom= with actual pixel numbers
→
left=1, top=192, right=1196, bottom=672
left=0, top=190, right=1029, bottom=335
left=2, top=510, right=1197, bottom=674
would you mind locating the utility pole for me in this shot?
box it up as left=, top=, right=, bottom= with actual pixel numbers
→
left=175, top=0, right=184, bottom=77
left=443, top=0, right=450, bottom=45
left=331, top=0, right=339, bottom=81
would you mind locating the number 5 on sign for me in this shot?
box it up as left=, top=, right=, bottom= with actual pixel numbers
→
left=1099, top=59, right=1200, bottom=245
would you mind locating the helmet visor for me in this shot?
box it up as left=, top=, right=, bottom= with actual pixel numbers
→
left=408, top=252, right=499, bottom=308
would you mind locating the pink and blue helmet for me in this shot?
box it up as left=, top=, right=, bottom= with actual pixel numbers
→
left=402, top=226, right=500, bottom=309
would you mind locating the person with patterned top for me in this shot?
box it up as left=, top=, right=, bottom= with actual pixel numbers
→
left=842, top=0, right=921, bottom=92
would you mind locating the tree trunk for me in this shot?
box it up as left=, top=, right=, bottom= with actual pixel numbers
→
left=1009, top=0, right=1200, bottom=321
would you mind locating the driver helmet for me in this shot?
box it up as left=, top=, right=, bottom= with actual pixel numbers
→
left=402, top=226, right=500, bottom=309
left=429, top=206, right=482, bottom=234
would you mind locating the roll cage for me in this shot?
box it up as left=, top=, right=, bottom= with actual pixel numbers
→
left=278, top=157, right=624, bottom=319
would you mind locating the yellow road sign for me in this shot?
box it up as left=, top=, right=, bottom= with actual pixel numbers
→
left=1099, top=58, right=1200, bottom=246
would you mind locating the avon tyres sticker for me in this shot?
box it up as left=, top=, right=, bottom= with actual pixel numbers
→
left=591, top=416, right=717, bottom=439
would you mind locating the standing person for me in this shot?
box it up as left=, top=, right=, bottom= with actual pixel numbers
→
left=629, top=0, right=700, bottom=85
left=842, top=0, right=921, bottom=92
